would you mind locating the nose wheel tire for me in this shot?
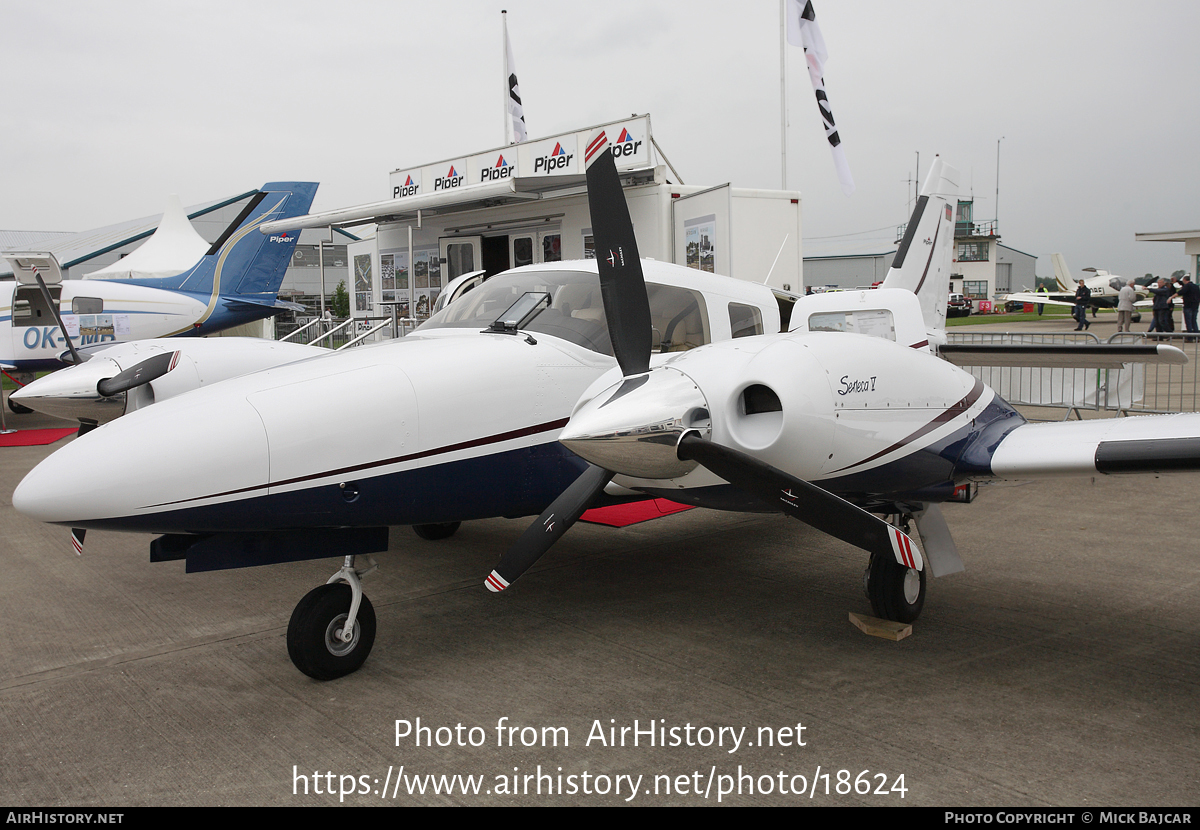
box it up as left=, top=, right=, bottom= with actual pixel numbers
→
left=412, top=521, right=461, bottom=540
left=864, top=550, right=926, bottom=624
left=287, top=583, right=376, bottom=680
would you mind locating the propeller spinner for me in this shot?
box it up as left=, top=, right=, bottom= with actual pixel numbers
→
left=485, top=128, right=923, bottom=596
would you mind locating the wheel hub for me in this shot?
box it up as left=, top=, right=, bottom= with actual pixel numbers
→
left=324, top=614, right=359, bottom=656
left=902, top=568, right=921, bottom=605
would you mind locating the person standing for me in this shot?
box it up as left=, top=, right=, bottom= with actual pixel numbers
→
left=1116, top=279, right=1137, bottom=332
left=1073, top=279, right=1092, bottom=330
left=1178, top=275, right=1199, bottom=337
left=1148, top=277, right=1177, bottom=336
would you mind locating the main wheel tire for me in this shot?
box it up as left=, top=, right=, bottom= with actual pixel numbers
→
left=864, top=550, right=926, bottom=623
left=7, top=397, right=32, bottom=414
left=412, top=521, right=461, bottom=540
left=287, top=583, right=376, bottom=680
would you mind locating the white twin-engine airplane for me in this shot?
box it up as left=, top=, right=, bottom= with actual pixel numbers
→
left=14, top=143, right=1200, bottom=682
left=0, top=182, right=317, bottom=390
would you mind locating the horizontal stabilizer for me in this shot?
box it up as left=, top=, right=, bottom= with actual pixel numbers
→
left=940, top=343, right=1186, bottom=370
left=989, top=413, right=1200, bottom=478
left=222, top=296, right=306, bottom=313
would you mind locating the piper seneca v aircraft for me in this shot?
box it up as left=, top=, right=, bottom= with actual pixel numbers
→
left=14, top=142, right=1200, bottom=681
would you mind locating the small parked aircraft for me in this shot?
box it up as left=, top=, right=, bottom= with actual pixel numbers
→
left=14, top=146, right=1200, bottom=681
left=1, top=182, right=317, bottom=395
left=1004, top=253, right=1147, bottom=316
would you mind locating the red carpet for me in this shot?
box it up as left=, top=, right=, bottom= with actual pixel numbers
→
left=0, top=427, right=79, bottom=447
left=579, top=498, right=694, bottom=527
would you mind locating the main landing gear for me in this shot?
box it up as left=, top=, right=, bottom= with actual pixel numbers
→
left=288, top=555, right=378, bottom=680
left=411, top=521, right=461, bottom=540
left=863, top=515, right=926, bottom=624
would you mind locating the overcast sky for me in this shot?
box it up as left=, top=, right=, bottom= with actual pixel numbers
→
left=3, top=0, right=1197, bottom=282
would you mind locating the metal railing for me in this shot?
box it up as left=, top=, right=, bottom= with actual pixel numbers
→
left=945, top=330, right=1200, bottom=418
left=276, top=314, right=425, bottom=349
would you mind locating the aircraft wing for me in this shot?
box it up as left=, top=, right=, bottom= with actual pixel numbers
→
left=940, top=343, right=1186, bottom=369
left=1004, top=291, right=1074, bottom=307
left=988, top=413, right=1200, bottom=479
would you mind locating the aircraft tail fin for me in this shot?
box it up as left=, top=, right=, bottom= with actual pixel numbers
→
left=1051, top=253, right=1072, bottom=291
left=124, top=182, right=318, bottom=299
left=879, top=158, right=959, bottom=335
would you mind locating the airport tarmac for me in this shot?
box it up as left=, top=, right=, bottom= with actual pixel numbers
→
left=1, top=390, right=1197, bottom=807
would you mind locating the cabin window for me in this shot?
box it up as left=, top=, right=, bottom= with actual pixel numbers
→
left=649, top=285, right=709, bottom=352
left=808, top=309, right=896, bottom=341
left=72, top=297, right=103, bottom=315
left=728, top=303, right=763, bottom=339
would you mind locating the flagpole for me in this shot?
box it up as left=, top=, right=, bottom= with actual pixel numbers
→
left=779, top=0, right=788, bottom=190
left=502, top=10, right=511, bottom=146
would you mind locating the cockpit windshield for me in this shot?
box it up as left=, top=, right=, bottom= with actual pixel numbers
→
left=417, top=269, right=712, bottom=357
left=418, top=270, right=613, bottom=354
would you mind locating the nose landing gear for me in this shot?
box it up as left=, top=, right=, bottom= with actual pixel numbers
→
left=288, top=555, right=378, bottom=680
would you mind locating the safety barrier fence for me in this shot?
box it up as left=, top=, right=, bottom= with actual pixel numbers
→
left=945, top=331, right=1200, bottom=417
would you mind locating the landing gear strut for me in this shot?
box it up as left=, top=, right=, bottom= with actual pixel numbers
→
left=288, top=555, right=377, bottom=680
left=864, top=516, right=926, bottom=623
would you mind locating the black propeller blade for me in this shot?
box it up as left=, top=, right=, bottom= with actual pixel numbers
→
left=96, top=351, right=179, bottom=398
left=485, top=464, right=614, bottom=592
left=676, top=433, right=922, bottom=570
left=584, top=130, right=652, bottom=378
left=485, top=131, right=655, bottom=593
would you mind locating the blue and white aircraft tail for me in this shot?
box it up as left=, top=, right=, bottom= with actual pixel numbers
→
left=119, top=181, right=319, bottom=336
left=2, top=182, right=318, bottom=374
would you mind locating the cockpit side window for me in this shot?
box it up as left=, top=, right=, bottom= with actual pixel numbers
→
left=648, top=285, right=709, bottom=352
left=729, top=302, right=763, bottom=339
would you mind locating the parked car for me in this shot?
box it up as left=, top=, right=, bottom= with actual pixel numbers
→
left=947, top=293, right=972, bottom=318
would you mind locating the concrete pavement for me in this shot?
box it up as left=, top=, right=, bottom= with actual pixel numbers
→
left=0, top=400, right=1196, bottom=806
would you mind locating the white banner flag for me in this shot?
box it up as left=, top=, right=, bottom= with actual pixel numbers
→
left=786, top=0, right=854, bottom=196
left=504, top=16, right=527, bottom=144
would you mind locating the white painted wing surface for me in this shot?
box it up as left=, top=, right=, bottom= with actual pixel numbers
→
left=988, top=413, right=1200, bottom=479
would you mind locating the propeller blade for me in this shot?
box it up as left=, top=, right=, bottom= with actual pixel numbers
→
left=485, top=464, right=614, bottom=592
left=584, top=129, right=652, bottom=378
left=32, top=273, right=83, bottom=365
left=677, top=433, right=922, bottom=571
left=96, top=351, right=179, bottom=398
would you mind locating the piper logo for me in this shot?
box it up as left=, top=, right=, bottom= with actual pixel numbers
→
left=481, top=154, right=513, bottom=182
left=434, top=165, right=464, bottom=191
left=393, top=175, right=419, bottom=198
left=268, top=233, right=293, bottom=244
left=610, top=128, right=642, bottom=158
left=533, top=142, right=573, bottom=174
